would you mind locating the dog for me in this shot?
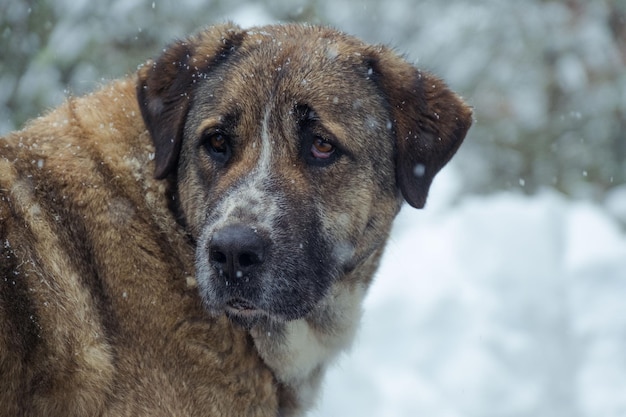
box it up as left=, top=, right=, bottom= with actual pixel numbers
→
left=0, top=23, right=472, bottom=416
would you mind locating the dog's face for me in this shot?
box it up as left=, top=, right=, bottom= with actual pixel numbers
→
left=137, top=24, right=472, bottom=326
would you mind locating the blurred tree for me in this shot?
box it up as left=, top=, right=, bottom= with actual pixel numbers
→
left=0, top=0, right=315, bottom=133
left=1, top=0, right=57, bottom=131
left=316, top=0, right=626, bottom=201
left=1, top=0, right=624, bottom=204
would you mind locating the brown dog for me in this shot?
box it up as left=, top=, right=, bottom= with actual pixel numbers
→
left=0, top=23, right=472, bottom=416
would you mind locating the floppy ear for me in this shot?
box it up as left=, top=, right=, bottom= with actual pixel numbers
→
left=136, top=23, right=244, bottom=179
left=369, top=48, right=473, bottom=208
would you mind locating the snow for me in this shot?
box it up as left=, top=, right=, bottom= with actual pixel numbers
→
left=2, top=1, right=625, bottom=414
left=310, top=167, right=626, bottom=417
left=230, top=4, right=275, bottom=28
left=606, top=186, right=626, bottom=225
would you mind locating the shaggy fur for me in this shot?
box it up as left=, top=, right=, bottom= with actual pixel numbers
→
left=0, top=23, right=471, bottom=416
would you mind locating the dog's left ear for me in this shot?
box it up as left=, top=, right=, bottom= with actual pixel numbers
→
left=368, top=48, right=473, bottom=208
left=137, top=24, right=244, bottom=179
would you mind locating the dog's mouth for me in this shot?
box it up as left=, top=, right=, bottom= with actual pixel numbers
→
left=226, top=298, right=259, bottom=313
left=224, top=298, right=265, bottom=329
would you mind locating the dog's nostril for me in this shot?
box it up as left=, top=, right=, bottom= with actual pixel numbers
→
left=239, top=252, right=261, bottom=268
left=210, top=250, right=227, bottom=265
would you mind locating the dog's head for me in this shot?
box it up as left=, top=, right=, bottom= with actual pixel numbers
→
left=137, top=24, right=472, bottom=326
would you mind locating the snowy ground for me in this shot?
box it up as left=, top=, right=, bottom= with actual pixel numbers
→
left=309, top=167, right=626, bottom=417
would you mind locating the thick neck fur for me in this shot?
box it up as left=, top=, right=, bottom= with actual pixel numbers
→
left=250, top=247, right=384, bottom=416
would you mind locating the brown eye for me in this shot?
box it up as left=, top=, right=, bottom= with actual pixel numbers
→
left=202, top=132, right=232, bottom=164
left=209, top=134, right=227, bottom=153
left=311, top=137, right=334, bottom=159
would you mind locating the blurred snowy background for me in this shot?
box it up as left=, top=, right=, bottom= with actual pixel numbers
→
left=1, top=0, right=625, bottom=416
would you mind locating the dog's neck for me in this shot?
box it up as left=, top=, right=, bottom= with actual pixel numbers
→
left=85, top=77, right=384, bottom=416
left=250, top=248, right=383, bottom=416
left=250, top=285, right=365, bottom=416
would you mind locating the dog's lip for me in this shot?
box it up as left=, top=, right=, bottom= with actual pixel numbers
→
left=225, top=298, right=261, bottom=315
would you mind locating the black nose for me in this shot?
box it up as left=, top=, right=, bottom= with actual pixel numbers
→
left=209, top=224, right=267, bottom=279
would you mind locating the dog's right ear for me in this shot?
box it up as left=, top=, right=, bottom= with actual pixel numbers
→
left=137, top=24, right=244, bottom=179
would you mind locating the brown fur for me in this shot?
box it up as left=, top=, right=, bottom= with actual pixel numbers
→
left=1, top=23, right=471, bottom=416
left=0, top=78, right=277, bottom=417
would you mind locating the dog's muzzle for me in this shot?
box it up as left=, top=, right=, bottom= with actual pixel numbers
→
left=207, top=224, right=270, bottom=318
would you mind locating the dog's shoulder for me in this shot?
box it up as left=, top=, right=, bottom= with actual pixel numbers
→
left=0, top=78, right=279, bottom=417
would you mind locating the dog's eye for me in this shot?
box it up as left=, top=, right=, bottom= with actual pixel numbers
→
left=304, top=135, right=341, bottom=167
left=202, top=132, right=231, bottom=164
left=209, top=134, right=227, bottom=152
left=311, top=137, right=335, bottom=159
